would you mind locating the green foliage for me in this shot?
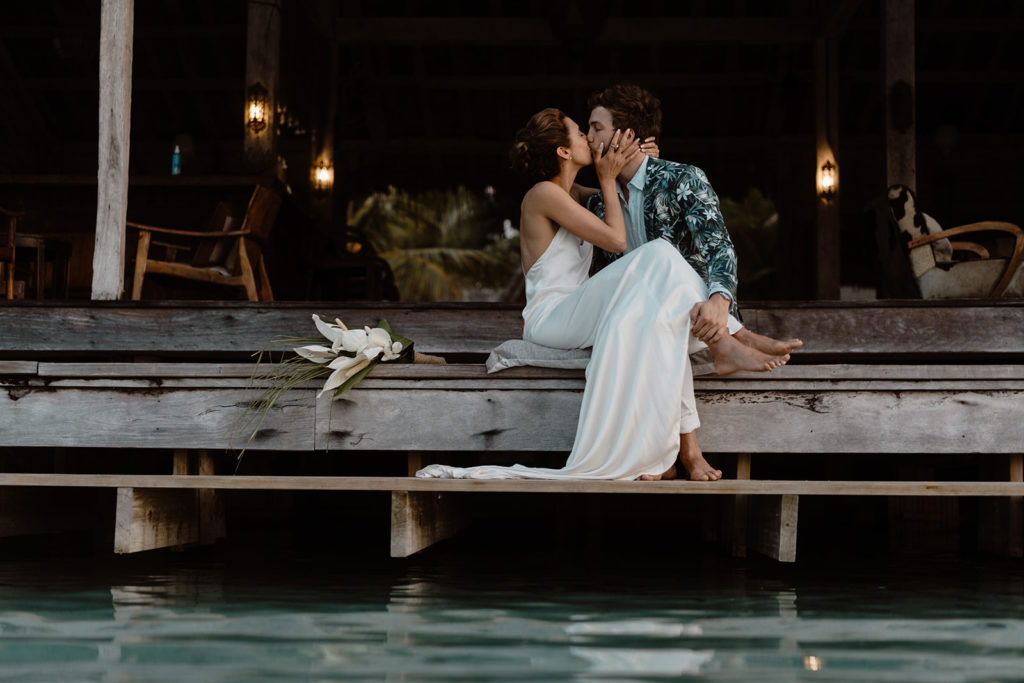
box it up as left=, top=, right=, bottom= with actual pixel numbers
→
left=347, top=186, right=519, bottom=301
left=720, top=188, right=779, bottom=290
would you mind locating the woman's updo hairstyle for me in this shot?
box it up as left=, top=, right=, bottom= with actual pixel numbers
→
left=510, top=108, right=570, bottom=182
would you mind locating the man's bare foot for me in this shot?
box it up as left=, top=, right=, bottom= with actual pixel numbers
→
left=679, top=431, right=721, bottom=481
left=710, top=334, right=789, bottom=376
left=637, top=463, right=677, bottom=481
left=733, top=327, right=803, bottom=356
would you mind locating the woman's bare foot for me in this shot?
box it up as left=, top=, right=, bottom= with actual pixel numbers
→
left=637, top=463, right=677, bottom=481
left=679, top=432, right=721, bottom=481
left=733, top=327, right=803, bottom=356
left=679, top=450, right=721, bottom=481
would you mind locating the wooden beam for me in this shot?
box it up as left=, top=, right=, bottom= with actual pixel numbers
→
left=114, top=486, right=199, bottom=553
left=390, top=491, right=469, bottom=557
left=751, top=494, right=798, bottom=562
left=814, top=36, right=840, bottom=300
left=0, top=303, right=1022, bottom=358
left=884, top=0, right=916, bottom=191
left=92, top=0, right=134, bottom=301
left=731, top=452, right=752, bottom=558
left=3, top=474, right=1024, bottom=496
left=244, top=0, right=280, bottom=170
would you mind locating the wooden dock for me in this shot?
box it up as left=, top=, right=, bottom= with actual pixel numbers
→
left=1, top=300, right=1022, bottom=562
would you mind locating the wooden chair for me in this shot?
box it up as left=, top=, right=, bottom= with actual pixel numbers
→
left=1, top=207, right=24, bottom=300
left=128, top=185, right=281, bottom=301
left=886, top=184, right=1024, bottom=299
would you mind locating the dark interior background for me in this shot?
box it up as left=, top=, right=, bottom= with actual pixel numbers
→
left=1, top=0, right=1021, bottom=300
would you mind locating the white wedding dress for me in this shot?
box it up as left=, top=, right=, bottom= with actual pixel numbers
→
left=416, top=228, right=716, bottom=480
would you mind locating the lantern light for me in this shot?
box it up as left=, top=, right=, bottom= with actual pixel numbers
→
left=312, top=159, right=333, bottom=195
left=246, top=83, right=269, bottom=135
left=818, top=160, right=837, bottom=202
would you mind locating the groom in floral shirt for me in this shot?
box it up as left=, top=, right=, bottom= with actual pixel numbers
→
left=584, top=83, right=800, bottom=480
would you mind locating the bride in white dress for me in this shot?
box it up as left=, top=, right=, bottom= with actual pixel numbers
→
left=417, top=108, right=788, bottom=482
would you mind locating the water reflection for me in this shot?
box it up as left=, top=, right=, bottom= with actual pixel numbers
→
left=0, top=552, right=1022, bottom=681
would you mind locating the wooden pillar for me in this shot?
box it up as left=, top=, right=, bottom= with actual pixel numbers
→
left=310, top=2, right=338, bottom=224
left=91, top=0, right=133, bottom=301
left=244, top=0, right=281, bottom=170
left=814, top=37, right=840, bottom=300
left=731, top=452, right=751, bottom=558
left=884, top=0, right=916, bottom=192
left=389, top=453, right=469, bottom=558
left=114, top=450, right=225, bottom=554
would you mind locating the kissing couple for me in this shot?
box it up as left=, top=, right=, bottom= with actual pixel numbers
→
left=419, top=84, right=802, bottom=482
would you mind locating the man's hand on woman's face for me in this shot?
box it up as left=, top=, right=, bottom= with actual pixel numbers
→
left=640, top=137, right=659, bottom=158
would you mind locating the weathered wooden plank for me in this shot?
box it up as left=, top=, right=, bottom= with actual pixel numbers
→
left=4, top=475, right=1023, bottom=496
left=0, top=303, right=1021, bottom=357
left=114, top=487, right=198, bottom=553
left=93, top=0, right=133, bottom=300
left=0, top=387, right=314, bottom=450
left=30, top=362, right=1024, bottom=382
left=0, top=361, right=37, bottom=375
left=2, top=382, right=1021, bottom=452
left=751, top=494, right=799, bottom=562
left=390, top=491, right=469, bottom=558
left=315, top=388, right=1024, bottom=453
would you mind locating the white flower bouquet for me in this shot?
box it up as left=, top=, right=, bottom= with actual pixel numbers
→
left=232, top=314, right=415, bottom=458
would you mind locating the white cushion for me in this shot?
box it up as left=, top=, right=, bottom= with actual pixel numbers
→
left=486, top=339, right=716, bottom=377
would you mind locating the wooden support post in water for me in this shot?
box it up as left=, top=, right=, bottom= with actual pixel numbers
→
left=884, top=0, right=916, bottom=192
left=731, top=452, right=752, bottom=558
left=751, top=494, right=799, bottom=563
left=92, top=0, right=134, bottom=300
left=390, top=451, right=469, bottom=558
left=980, top=453, right=1024, bottom=558
left=114, top=450, right=225, bottom=554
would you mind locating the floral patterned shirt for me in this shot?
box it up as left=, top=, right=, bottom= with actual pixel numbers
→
left=586, top=157, right=741, bottom=320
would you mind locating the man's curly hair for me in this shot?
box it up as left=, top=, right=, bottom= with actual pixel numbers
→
left=587, top=84, right=663, bottom=141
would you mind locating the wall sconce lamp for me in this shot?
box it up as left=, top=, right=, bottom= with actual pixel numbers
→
left=818, top=160, right=837, bottom=203
left=246, top=82, right=269, bottom=135
left=312, top=159, right=334, bottom=195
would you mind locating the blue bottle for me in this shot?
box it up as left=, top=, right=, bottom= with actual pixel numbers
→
left=171, top=145, right=181, bottom=175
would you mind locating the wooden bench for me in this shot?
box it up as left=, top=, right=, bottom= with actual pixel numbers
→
left=1, top=300, right=1022, bottom=561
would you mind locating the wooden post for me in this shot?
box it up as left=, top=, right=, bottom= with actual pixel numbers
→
left=310, top=2, right=338, bottom=224
left=244, top=0, right=281, bottom=170
left=114, top=450, right=224, bottom=554
left=92, top=0, right=134, bottom=300
left=814, top=37, right=840, bottom=300
left=751, top=495, right=799, bottom=563
left=731, top=452, right=752, bottom=558
left=390, top=452, right=470, bottom=558
left=980, top=454, right=1024, bottom=558
left=884, top=0, right=916, bottom=192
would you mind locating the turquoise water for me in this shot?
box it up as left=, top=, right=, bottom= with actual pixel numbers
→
left=1, top=542, right=1023, bottom=682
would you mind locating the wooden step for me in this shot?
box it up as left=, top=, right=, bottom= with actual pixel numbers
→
left=2, top=473, right=1022, bottom=496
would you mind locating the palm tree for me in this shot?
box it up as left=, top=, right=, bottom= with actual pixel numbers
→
left=347, top=186, right=519, bottom=302
left=720, top=188, right=779, bottom=295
